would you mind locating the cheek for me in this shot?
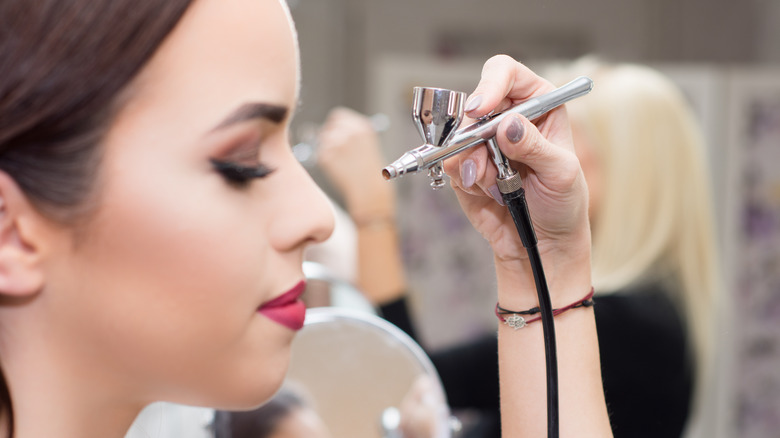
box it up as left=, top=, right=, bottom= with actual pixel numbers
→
left=58, top=162, right=289, bottom=402
left=91, top=171, right=264, bottom=321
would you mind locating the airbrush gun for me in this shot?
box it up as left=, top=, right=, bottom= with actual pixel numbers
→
left=382, top=76, right=594, bottom=438
left=382, top=76, right=594, bottom=189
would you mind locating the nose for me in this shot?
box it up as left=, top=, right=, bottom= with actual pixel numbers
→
left=269, top=160, right=335, bottom=251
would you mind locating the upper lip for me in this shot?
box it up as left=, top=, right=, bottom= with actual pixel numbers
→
left=258, top=280, right=306, bottom=309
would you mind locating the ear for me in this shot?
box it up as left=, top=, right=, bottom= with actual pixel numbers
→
left=0, top=171, right=46, bottom=297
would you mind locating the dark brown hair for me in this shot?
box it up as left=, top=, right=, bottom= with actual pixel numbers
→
left=0, top=0, right=195, bottom=434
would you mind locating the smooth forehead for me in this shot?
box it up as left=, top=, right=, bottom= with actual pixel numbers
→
left=118, top=0, right=300, bottom=132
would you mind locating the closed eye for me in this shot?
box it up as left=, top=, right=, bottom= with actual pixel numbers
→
left=211, top=159, right=275, bottom=186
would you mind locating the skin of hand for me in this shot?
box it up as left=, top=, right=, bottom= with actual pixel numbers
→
left=443, top=55, right=611, bottom=437
left=399, top=376, right=447, bottom=438
left=441, top=55, right=592, bottom=307
left=316, top=107, right=396, bottom=223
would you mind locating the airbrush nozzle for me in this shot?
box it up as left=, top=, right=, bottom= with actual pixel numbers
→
left=383, top=76, right=594, bottom=183
left=381, top=144, right=440, bottom=180
left=380, top=144, right=460, bottom=181
left=381, top=166, right=397, bottom=180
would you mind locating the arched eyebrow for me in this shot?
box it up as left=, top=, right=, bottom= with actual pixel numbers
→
left=211, top=102, right=288, bottom=131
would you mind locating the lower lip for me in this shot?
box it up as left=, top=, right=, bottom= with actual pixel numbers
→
left=257, top=281, right=306, bottom=331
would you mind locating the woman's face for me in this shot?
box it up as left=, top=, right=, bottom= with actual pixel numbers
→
left=43, top=0, right=333, bottom=408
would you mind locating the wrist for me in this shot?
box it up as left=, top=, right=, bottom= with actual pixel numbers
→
left=496, top=287, right=595, bottom=330
left=346, top=193, right=396, bottom=225
left=494, top=234, right=591, bottom=309
left=353, top=215, right=396, bottom=229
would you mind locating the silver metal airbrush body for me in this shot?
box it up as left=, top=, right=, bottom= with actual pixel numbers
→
left=382, top=76, right=594, bottom=186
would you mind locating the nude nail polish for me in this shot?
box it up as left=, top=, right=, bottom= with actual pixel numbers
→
left=488, top=184, right=505, bottom=206
left=461, top=159, right=477, bottom=188
left=464, top=95, right=482, bottom=113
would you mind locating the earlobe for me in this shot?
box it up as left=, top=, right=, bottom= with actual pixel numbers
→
left=0, top=172, right=46, bottom=297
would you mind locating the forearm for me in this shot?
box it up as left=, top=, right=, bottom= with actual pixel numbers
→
left=355, top=220, right=407, bottom=305
left=427, top=54, right=612, bottom=437
left=495, top=242, right=612, bottom=437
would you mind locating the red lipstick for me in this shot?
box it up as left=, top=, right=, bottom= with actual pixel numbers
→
left=258, top=280, right=306, bottom=330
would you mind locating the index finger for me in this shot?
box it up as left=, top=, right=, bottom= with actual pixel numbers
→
left=464, top=55, right=556, bottom=119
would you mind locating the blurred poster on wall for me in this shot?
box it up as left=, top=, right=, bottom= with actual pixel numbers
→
left=726, top=69, right=780, bottom=438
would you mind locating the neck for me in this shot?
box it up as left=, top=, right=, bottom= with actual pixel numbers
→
left=4, top=357, right=143, bottom=438
left=0, top=320, right=146, bottom=438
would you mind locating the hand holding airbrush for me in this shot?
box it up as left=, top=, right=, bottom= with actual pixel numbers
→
left=381, top=55, right=608, bottom=438
left=382, top=76, right=593, bottom=189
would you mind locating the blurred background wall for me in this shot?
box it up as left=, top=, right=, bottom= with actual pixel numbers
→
left=287, top=1, right=780, bottom=437
left=289, top=0, right=779, bottom=122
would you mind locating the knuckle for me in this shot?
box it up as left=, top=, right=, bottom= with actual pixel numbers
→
left=558, top=152, right=583, bottom=186
left=442, top=162, right=458, bottom=177
left=527, top=132, right=546, bottom=158
left=484, top=54, right=515, bottom=70
left=509, top=127, right=544, bottom=161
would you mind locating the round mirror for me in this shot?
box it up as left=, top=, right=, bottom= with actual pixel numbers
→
left=285, top=307, right=452, bottom=438
left=301, top=261, right=375, bottom=314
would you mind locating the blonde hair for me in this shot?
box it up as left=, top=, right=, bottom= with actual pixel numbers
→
left=553, top=60, right=719, bottom=390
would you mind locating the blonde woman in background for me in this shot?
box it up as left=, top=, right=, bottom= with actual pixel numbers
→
left=558, top=60, right=720, bottom=437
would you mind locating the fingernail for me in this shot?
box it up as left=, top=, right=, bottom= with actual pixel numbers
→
left=461, top=159, right=477, bottom=188
left=506, top=116, right=525, bottom=143
left=487, top=185, right=505, bottom=206
left=464, top=95, right=482, bottom=113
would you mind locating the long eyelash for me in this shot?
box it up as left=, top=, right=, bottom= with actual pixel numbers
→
left=211, top=159, right=275, bottom=185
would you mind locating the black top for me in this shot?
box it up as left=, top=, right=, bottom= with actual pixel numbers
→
left=379, top=283, right=692, bottom=438
left=594, top=284, right=692, bottom=437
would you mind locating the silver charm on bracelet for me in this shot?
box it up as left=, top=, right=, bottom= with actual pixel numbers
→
left=503, top=314, right=527, bottom=330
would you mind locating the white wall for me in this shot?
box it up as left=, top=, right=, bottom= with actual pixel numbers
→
left=290, top=0, right=767, bottom=121
left=756, top=0, right=780, bottom=62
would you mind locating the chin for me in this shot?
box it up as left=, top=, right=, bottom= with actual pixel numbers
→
left=201, top=377, right=283, bottom=411
left=213, top=349, right=292, bottom=410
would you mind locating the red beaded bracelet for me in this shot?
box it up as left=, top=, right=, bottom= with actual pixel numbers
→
left=495, top=287, right=595, bottom=330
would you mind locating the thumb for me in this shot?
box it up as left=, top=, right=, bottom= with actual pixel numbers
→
left=495, top=113, right=581, bottom=191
